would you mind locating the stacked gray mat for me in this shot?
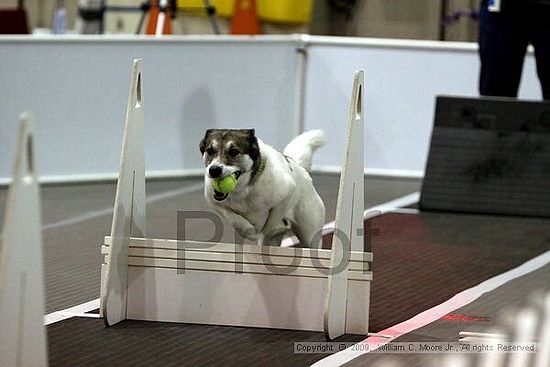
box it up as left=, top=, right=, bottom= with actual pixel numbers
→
left=420, top=95, right=550, bottom=217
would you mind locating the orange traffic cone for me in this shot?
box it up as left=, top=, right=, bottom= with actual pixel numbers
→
left=146, top=0, right=172, bottom=35
left=230, top=0, right=260, bottom=35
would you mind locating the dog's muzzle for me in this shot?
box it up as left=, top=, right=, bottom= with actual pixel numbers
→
left=213, top=191, right=228, bottom=201
left=212, top=171, right=241, bottom=202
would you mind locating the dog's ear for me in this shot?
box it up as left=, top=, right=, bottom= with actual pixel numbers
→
left=241, top=128, right=255, bottom=137
left=199, top=129, right=213, bottom=154
left=245, top=129, right=260, bottom=160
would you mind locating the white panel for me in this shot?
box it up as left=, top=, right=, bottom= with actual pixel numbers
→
left=0, top=114, right=47, bottom=367
left=0, top=37, right=299, bottom=182
left=304, top=42, right=542, bottom=175
left=125, top=266, right=370, bottom=332
left=346, top=281, right=370, bottom=335
left=127, top=267, right=328, bottom=331
left=2, top=37, right=540, bottom=181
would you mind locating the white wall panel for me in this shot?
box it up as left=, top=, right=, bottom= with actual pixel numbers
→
left=1, top=36, right=543, bottom=183
left=304, top=39, right=541, bottom=176
left=0, top=36, right=299, bottom=183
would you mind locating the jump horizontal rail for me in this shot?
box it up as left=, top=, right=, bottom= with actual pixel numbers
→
left=101, top=245, right=371, bottom=272
left=102, top=257, right=372, bottom=281
left=105, top=236, right=373, bottom=262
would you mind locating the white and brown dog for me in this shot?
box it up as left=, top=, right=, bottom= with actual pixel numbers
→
left=200, top=129, right=326, bottom=247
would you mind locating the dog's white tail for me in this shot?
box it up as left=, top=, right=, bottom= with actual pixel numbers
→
left=283, top=129, right=325, bottom=171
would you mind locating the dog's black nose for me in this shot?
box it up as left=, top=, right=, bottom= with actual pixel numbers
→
left=209, top=165, right=223, bottom=178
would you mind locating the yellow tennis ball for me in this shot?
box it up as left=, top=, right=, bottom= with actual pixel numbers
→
left=212, top=173, right=238, bottom=194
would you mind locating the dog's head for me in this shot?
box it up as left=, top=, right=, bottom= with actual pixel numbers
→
left=200, top=129, right=260, bottom=201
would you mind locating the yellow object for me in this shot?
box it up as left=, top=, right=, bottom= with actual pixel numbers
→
left=177, top=0, right=235, bottom=18
left=212, top=173, right=238, bottom=194
left=257, top=0, right=313, bottom=24
left=177, top=0, right=313, bottom=24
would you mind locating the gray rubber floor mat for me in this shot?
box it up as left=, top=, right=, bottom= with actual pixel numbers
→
left=47, top=317, right=363, bottom=367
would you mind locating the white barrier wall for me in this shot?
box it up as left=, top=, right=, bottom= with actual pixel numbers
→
left=304, top=37, right=541, bottom=177
left=0, top=36, right=300, bottom=184
left=0, top=35, right=543, bottom=183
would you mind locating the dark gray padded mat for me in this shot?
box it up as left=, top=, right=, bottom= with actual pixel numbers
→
left=47, top=211, right=550, bottom=366
left=343, top=260, right=550, bottom=367
left=420, top=96, right=550, bottom=217
left=47, top=318, right=363, bottom=367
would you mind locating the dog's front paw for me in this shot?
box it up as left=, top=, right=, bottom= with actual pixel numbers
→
left=233, top=223, right=258, bottom=241
left=282, top=218, right=291, bottom=229
left=262, top=219, right=291, bottom=239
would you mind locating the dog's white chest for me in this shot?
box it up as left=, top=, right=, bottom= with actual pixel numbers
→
left=223, top=193, right=271, bottom=230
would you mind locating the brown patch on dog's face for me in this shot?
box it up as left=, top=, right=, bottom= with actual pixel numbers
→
left=199, top=129, right=259, bottom=167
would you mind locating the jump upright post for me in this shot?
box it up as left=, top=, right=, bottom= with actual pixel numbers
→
left=0, top=113, right=47, bottom=367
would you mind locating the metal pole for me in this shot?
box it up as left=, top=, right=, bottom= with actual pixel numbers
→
left=203, top=0, right=220, bottom=34
left=292, top=38, right=308, bottom=138
left=439, top=0, right=448, bottom=41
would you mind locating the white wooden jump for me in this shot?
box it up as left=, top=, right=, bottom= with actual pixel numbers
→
left=100, top=59, right=372, bottom=340
left=0, top=113, right=48, bottom=367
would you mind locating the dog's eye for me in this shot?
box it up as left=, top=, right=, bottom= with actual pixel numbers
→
left=228, top=148, right=240, bottom=158
left=206, top=147, right=216, bottom=155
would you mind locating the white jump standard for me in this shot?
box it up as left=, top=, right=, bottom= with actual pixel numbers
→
left=100, top=59, right=372, bottom=340
left=0, top=114, right=48, bottom=367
